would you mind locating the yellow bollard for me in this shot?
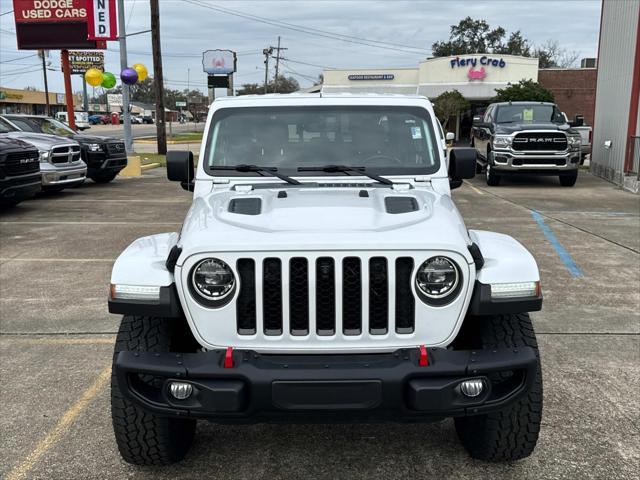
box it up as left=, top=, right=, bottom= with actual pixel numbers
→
left=118, top=156, right=141, bottom=177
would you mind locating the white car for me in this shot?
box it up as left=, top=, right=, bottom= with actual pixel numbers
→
left=108, top=94, right=543, bottom=465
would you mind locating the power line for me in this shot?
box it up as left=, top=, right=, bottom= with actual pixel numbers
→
left=278, top=57, right=335, bottom=70
left=0, top=53, right=38, bottom=64
left=0, top=10, right=14, bottom=17
left=181, top=0, right=430, bottom=55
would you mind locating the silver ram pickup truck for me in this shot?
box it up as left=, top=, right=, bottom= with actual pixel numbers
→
left=0, top=116, right=86, bottom=192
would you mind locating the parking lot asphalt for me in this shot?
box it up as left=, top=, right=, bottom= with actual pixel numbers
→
left=1, top=170, right=638, bottom=479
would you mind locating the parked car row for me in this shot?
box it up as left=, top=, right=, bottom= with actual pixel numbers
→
left=0, top=114, right=127, bottom=207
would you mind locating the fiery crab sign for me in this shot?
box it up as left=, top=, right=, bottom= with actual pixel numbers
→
left=86, top=0, right=117, bottom=41
left=202, top=50, right=237, bottom=75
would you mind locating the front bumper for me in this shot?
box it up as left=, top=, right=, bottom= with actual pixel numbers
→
left=114, top=346, right=537, bottom=422
left=492, top=148, right=580, bottom=174
left=40, top=162, right=87, bottom=186
left=0, top=172, right=42, bottom=200
left=84, top=151, right=127, bottom=175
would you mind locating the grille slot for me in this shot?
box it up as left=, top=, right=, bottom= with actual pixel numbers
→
left=262, top=258, right=283, bottom=335
left=236, top=259, right=256, bottom=335
left=369, top=257, right=389, bottom=334
left=512, top=132, right=567, bottom=151
left=289, top=258, right=309, bottom=335
left=3, top=151, right=40, bottom=175
left=316, top=257, right=336, bottom=336
left=342, top=257, right=362, bottom=335
left=395, top=258, right=415, bottom=334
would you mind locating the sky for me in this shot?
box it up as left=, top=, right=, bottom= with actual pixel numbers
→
left=0, top=0, right=602, bottom=96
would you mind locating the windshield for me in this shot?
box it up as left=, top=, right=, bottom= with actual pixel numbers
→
left=495, top=105, right=564, bottom=124
left=204, top=106, right=440, bottom=176
left=5, top=116, right=76, bottom=137
left=0, top=117, right=18, bottom=133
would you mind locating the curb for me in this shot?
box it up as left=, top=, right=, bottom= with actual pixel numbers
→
left=141, top=163, right=161, bottom=171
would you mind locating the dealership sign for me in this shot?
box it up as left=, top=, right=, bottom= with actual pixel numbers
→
left=348, top=74, right=395, bottom=81
left=86, top=0, right=117, bottom=41
left=13, top=0, right=87, bottom=23
left=12, top=0, right=106, bottom=49
left=202, top=50, right=237, bottom=75
left=63, top=50, right=104, bottom=74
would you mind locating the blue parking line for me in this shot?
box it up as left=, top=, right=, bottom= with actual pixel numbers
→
left=531, top=210, right=584, bottom=278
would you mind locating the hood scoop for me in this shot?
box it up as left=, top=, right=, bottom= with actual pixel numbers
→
left=228, top=198, right=262, bottom=215
left=385, top=196, right=419, bottom=214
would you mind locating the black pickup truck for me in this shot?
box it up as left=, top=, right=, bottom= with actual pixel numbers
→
left=0, top=136, right=41, bottom=207
left=2, top=114, right=127, bottom=184
left=471, top=101, right=582, bottom=186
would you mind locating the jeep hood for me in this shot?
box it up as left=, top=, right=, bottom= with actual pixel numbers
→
left=72, top=134, right=120, bottom=143
left=2, top=131, right=78, bottom=150
left=179, top=187, right=472, bottom=261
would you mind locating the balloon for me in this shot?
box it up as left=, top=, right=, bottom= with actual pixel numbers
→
left=101, top=72, right=116, bottom=89
left=85, top=68, right=104, bottom=87
left=120, top=67, right=139, bottom=85
left=132, top=63, right=148, bottom=82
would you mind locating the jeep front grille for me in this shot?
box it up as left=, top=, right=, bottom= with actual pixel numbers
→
left=235, top=254, right=415, bottom=338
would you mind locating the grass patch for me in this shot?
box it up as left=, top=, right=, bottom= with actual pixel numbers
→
left=167, top=132, right=203, bottom=142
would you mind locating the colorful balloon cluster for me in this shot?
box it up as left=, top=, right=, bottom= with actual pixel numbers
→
left=84, top=63, right=148, bottom=89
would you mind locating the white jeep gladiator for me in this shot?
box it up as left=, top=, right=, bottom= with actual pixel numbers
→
left=109, top=94, right=543, bottom=465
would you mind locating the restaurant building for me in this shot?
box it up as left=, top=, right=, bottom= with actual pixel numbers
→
left=0, top=87, right=81, bottom=115
left=319, top=54, right=596, bottom=140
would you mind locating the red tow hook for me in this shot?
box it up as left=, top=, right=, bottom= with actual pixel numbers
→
left=418, top=345, right=429, bottom=366
left=224, top=347, right=234, bottom=368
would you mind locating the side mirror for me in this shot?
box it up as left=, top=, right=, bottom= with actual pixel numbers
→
left=167, top=150, right=194, bottom=191
left=445, top=132, right=455, bottom=142
left=448, top=147, right=476, bottom=190
left=572, top=115, right=584, bottom=127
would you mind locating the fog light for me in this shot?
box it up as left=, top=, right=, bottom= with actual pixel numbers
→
left=169, top=382, right=193, bottom=400
left=460, top=379, right=485, bottom=398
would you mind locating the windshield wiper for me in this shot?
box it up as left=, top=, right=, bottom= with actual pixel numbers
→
left=211, top=164, right=301, bottom=185
left=297, top=165, right=394, bottom=185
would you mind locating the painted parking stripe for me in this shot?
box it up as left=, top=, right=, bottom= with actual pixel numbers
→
left=5, top=366, right=111, bottom=480
left=531, top=210, right=584, bottom=278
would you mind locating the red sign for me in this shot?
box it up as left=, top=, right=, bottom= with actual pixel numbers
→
left=86, top=0, right=117, bottom=41
left=13, top=0, right=87, bottom=24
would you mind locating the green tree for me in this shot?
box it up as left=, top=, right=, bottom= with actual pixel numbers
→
left=237, top=76, right=300, bottom=95
left=432, top=90, right=470, bottom=130
left=493, top=80, right=555, bottom=103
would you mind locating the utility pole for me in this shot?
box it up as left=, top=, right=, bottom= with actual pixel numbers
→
left=117, top=0, right=133, bottom=154
left=263, top=47, right=273, bottom=94
left=39, top=50, right=50, bottom=116
left=150, top=0, right=167, bottom=154
left=271, top=37, right=287, bottom=92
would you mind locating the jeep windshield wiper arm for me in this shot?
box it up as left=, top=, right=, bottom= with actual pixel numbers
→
left=297, top=165, right=394, bottom=185
left=211, top=164, right=302, bottom=185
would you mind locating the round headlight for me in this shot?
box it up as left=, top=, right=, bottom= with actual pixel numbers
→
left=416, top=257, right=460, bottom=303
left=191, top=258, right=235, bottom=301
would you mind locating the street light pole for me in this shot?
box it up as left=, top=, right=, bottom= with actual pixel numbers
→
left=117, top=0, right=133, bottom=154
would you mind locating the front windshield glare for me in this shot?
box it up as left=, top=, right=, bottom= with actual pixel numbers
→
left=206, top=107, right=440, bottom=175
left=8, top=117, right=75, bottom=136
left=496, top=105, right=564, bottom=124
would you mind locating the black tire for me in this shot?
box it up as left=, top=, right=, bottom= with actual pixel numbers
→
left=559, top=172, right=578, bottom=187
left=91, top=172, right=118, bottom=184
left=111, top=315, right=197, bottom=465
left=454, top=313, right=543, bottom=462
left=486, top=164, right=501, bottom=186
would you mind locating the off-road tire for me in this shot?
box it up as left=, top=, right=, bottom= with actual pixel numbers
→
left=111, top=315, right=197, bottom=465
left=91, top=172, right=118, bottom=184
left=454, top=313, right=543, bottom=462
left=559, top=173, right=578, bottom=187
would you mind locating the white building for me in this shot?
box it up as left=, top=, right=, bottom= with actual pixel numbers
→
left=319, top=54, right=539, bottom=139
